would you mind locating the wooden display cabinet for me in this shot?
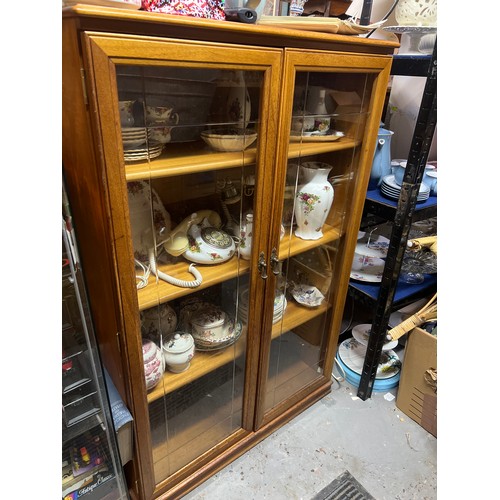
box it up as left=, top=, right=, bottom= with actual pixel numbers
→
left=62, top=6, right=396, bottom=499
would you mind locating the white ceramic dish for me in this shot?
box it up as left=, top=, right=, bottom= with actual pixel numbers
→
left=337, top=338, right=401, bottom=379
left=351, top=323, right=398, bottom=351
left=201, top=129, right=257, bottom=152
left=350, top=256, right=385, bottom=283
left=291, top=285, right=325, bottom=308
left=290, top=130, right=344, bottom=142
left=194, top=320, right=243, bottom=351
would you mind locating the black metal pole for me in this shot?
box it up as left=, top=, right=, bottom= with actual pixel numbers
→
left=357, top=42, right=437, bottom=400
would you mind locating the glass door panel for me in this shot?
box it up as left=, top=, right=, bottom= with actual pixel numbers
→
left=116, top=64, right=263, bottom=483
left=264, top=69, right=375, bottom=415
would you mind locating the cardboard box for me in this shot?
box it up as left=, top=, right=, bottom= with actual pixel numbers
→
left=396, top=327, right=437, bottom=437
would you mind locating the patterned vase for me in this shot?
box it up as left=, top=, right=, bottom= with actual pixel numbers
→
left=294, top=162, right=334, bottom=240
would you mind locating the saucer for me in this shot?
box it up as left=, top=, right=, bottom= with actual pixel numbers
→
left=351, top=324, right=398, bottom=351
left=350, top=256, right=385, bottom=283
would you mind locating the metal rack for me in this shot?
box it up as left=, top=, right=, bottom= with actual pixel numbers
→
left=356, top=42, right=437, bottom=400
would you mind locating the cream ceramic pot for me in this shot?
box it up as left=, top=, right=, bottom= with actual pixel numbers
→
left=162, top=332, right=195, bottom=373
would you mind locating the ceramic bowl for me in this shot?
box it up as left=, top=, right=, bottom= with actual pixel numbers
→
left=162, top=332, right=195, bottom=373
left=201, top=128, right=257, bottom=152
left=394, top=161, right=435, bottom=187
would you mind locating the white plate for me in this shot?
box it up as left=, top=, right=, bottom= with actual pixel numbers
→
left=351, top=324, right=398, bottom=351
left=337, top=338, right=400, bottom=379
left=380, top=185, right=429, bottom=202
left=350, top=256, right=385, bottom=283
left=356, top=231, right=390, bottom=259
left=290, top=130, right=344, bottom=143
left=124, top=149, right=164, bottom=162
left=382, top=175, right=430, bottom=194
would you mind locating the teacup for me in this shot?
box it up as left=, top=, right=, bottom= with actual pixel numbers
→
left=119, top=100, right=135, bottom=127
left=424, top=170, right=437, bottom=195
left=146, top=105, right=180, bottom=125
left=148, top=126, right=174, bottom=144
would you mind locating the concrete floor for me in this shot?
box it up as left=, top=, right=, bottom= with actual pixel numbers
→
left=183, top=377, right=437, bottom=500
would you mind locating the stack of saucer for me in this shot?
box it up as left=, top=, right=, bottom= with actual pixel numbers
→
left=238, top=288, right=287, bottom=325
left=122, top=127, right=147, bottom=148
left=380, top=174, right=430, bottom=202
left=122, top=127, right=164, bottom=162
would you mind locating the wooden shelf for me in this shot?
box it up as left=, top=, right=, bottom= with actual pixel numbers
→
left=125, top=138, right=359, bottom=181
left=279, top=223, right=341, bottom=260
left=146, top=300, right=329, bottom=403
left=137, top=228, right=340, bottom=311
left=137, top=257, right=250, bottom=311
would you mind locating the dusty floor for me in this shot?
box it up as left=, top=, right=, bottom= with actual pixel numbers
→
left=182, top=377, right=437, bottom=500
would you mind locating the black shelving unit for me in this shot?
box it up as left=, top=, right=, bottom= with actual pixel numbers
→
left=354, top=42, right=437, bottom=400
left=62, top=180, right=130, bottom=499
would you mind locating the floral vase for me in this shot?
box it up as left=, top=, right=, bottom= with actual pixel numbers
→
left=294, top=162, right=334, bottom=240
left=238, top=212, right=253, bottom=260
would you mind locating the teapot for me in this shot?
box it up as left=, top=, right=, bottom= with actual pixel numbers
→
left=368, top=123, right=394, bottom=189
left=182, top=213, right=236, bottom=265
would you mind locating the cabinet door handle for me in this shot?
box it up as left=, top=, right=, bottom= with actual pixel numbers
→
left=258, top=251, right=268, bottom=279
left=270, top=247, right=280, bottom=275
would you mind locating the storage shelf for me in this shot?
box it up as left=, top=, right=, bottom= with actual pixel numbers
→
left=137, top=258, right=250, bottom=311
left=125, top=138, right=359, bottom=181
left=363, top=187, right=437, bottom=223
left=146, top=300, right=329, bottom=403
left=348, top=274, right=437, bottom=311
left=279, top=223, right=341, bottom=261
left=138, top=225, right=340, bottom=311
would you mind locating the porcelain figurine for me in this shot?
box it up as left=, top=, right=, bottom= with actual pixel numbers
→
left=294, top=162, right=334, bottom=240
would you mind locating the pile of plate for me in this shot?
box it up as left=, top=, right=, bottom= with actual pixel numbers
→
left=121, top=127, right=164, bottom=162
left=336, top=331, right=401, bottom=391
left=238, top=287, right=287, bottom=325
left=380, top=174, right=430, bottom=202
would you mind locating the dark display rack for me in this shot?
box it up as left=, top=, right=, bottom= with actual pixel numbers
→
left=353, top=43, right=437, bottom=400
left=62, top=180, right=129, bottom=500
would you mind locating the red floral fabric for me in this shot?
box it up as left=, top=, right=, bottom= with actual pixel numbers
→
left=141, top=0, right=226, bottom=20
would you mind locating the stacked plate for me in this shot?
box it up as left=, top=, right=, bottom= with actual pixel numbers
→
left=238, top=287, right=287, bottom=325
left=336, top=337, right=401, bottom=391
left=122, top=127, right=147, bottom=147
left=380, top=174, right=430, bottom=202
left=121, top=127, right=164, bottom=162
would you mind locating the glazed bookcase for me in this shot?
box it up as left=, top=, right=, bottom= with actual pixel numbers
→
left=62, top=6, right=396, bottom=499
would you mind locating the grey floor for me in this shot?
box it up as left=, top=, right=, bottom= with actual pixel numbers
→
left=183, top=375, right=437, bottom=500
